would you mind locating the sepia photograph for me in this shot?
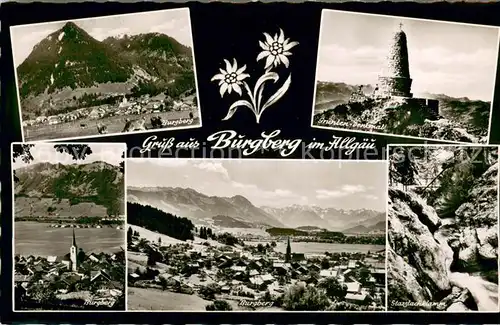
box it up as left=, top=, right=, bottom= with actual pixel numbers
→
left=126, top=159, right=386, bottom=311
left=12, top=142, right=126, bottom=310
left=10, top=8, right=201, bottom=142
left=387, top=144, right=499, bottom=311
left=312, top=10, right=500, bottom=143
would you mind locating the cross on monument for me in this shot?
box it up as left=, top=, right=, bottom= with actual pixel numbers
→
left=399, top=22, right=404, bottom=30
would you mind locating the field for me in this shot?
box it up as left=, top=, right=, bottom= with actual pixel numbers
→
left=128, top=287, right=211, bottom=311
left=15, top=221, right=124, bottom=256
left=24, top=111, right=200, bottom=141
left=244, top=241, right=385, bottom=256
left=129, top=224, right=226, bottom=249
left=15, top=197, right=108, bottom=217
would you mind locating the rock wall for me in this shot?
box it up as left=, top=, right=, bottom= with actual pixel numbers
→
left=389, top=160, right=499, bottom=311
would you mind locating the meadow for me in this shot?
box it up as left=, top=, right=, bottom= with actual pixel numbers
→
left=24, top=111, right=200, bottom=141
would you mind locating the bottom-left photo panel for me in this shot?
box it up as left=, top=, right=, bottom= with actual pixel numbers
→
left=11, top=142, right=127, bottom=311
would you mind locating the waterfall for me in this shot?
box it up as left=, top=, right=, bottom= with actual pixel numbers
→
left=449, top=272, right=499, bottom=311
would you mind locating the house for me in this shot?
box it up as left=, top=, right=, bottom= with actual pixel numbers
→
left=89, top=254, right=100, bottom=263
left=345, top=281, right=361, bottom=294
left=348, top=260, right=357, bottom=269
left=370, top=268, right=385, bottom=283
left=230, top=265, right=246, bottom=272
left=292, top=253, right=305, bottom=261
left=248, top=261, right=262, bottom=270
left=319, top=269, right=338, bottom=278
left=345, top=292, right=368, bottom=304
left=250, top=276, right=264, bottom=286
left=249, top=269, right=259, bottom=277
left=308, top=264, right=321, bottom=272
left=91, top=270, right=111, bottom=282
left=47, top=256, right=57, bottom=263
left=260, top=274, right=275, bottom=283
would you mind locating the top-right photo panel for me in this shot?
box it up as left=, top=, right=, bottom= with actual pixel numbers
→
left=312, top=10, right=500, bottom=144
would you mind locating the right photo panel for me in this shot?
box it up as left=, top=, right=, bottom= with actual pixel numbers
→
left=387, top=144, right=499, bottom=311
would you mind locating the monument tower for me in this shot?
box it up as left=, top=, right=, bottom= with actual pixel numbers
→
left=377, top=23, right=413, bottom=98
left=70, top=228, right=78, bottom=272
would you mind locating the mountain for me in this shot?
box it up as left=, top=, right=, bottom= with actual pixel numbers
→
left=343, top=221, right=386, bottom=234
left=127, top=187, right=284, bottom=228
left=262, top=204, right=385, bottom=232
left=314, top=81, right=375, bottom=112
left=14, top=161, right=124, bottom=217
left=314, top=81, right=489, bottom=139
left=17, top=21, right=195, bottom=119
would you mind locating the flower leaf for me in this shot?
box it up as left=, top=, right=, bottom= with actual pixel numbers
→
left=243, top=82, right=257, bottom=109
left=261, top=74, right=292, bottom=112
left=253, top=72, right=279, bottom=112
left=223, top=100, right=254, bottom=121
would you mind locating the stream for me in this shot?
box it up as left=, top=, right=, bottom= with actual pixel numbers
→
left=449, top=272, right=499, bottom=311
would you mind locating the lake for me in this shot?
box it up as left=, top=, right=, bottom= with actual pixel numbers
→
left=244, top=241, right=385, bottom=256
left=15, top=221, right=125, bottom=256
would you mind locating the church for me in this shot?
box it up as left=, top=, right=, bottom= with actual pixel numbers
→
left=285, top=237, right=305, bottom=263
left=50, top=228, right=81, bottom=271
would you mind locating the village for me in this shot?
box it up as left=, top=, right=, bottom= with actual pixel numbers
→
left=14, top=229, right=126, bottom=310
left=127, top=228, right=386, bottom=311
left=22, top=92, right=197, bottom=128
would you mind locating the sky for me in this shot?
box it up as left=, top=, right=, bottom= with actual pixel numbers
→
left=316, top=10, right=500, bottom=101
left=127, top=159, right=386, bottom=211
left=10, top=8, right=194, bottom=67
left=12, top=143, right=125, bottom=170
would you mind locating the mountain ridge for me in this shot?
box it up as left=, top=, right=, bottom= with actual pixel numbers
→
left=17, top=21, right=195, bottom=119
left=15, top=161, right=124, bottom=217
left=127, top=186, right=384, bottom=231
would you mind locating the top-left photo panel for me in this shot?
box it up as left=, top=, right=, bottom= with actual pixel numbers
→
left=10, top=8, right=202, bottom=142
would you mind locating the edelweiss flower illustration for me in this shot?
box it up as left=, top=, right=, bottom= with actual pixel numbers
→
left=257, top=29, right=299, bottom=69
left=211, top=59, right=250, bottom=97
left=211, top=28, right=299, bottom=123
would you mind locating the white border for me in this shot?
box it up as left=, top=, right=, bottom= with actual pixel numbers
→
left=125, top=157, right=388, bottom=312
left=311, top=9, right=500, bottom=145
left=11, top=141, right=128, bottom=312
left=10, top=7, right=203, bottom=143
left=386, top=143, right=500, bottom=313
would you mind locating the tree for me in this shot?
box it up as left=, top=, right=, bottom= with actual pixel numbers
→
left=205, top=299, right=233, bottom=311
left=158, top=237, right=162, bottom=246
left=321, top=258, right=330, bottom=269
left=389, top=147, right=419, bottom=191
left=127, top=227, right=133, bottom=242
left=319, top=277, right=347, bottom=301
left=147, top=249, right=162, bottom=266
left=282, top=283, right=330, bottom=311
left=357, top=266, right=371, bottom=285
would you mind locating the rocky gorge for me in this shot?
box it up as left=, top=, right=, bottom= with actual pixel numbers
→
left=388, top=155, right=499, bottom=311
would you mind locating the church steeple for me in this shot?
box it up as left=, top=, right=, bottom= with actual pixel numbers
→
left=70, top=228, right=78, bottom=272
left=285, top=236, right=291, bottom=263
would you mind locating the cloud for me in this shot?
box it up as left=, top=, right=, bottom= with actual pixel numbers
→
left=317, top=42, right=497, bottom=100
left=316, top=184, right=369, bottom=199
left=363, top=194, right=379, bottom=200
left=341, top=184, right=367, bottom=194
left=316, top=189, right=346, bottom=199
left=195, top=161, right=229, bottom=180
left=88, top=27, right=132, bottom=41
left=231, top=181, right=303, bottom=203
left=129, top=159, right=188, bottom=168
